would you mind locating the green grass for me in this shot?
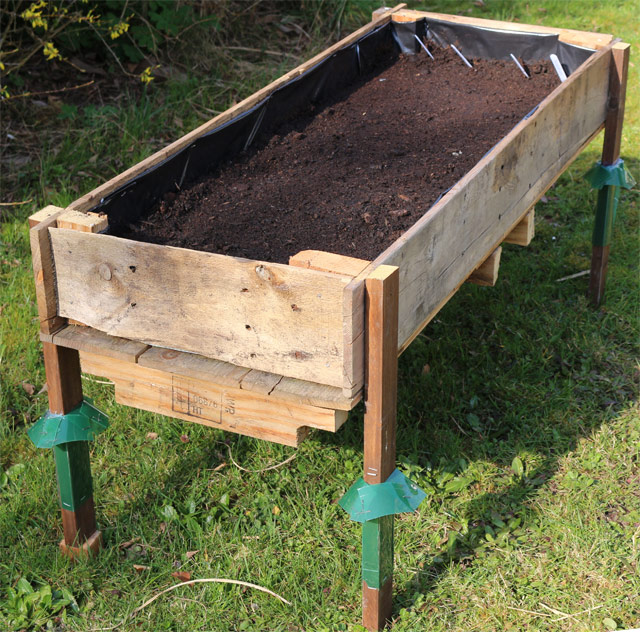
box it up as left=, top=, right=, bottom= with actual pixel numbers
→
left=1, top=1, right=638, bottom=630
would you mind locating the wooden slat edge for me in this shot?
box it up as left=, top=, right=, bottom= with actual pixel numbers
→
left=79, top=351, right=343, bottom=445
left=391, top=9, right=613, bottom=49
left=29, top=205, right=64, bottom=228
left=67, top=6, right=406, bottom=214
left=30, top=211, right=66, bottom=334
left=50, top=325, right=149, bottom=363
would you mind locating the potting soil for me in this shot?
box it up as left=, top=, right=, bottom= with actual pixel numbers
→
left=115, top=47, right=559, bottom=263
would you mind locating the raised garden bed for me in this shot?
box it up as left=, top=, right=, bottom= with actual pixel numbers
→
left=29, top=6, right=629, bottom=630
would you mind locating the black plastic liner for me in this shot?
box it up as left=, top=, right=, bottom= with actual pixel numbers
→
left=91, top=18, right=595, bottom=228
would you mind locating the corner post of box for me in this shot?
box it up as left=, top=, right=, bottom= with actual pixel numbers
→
left=361, top=264, right=399, bottom=630
left=589, top=42, right=630, bottom=306
left=28, top=207, right=103, bottom=558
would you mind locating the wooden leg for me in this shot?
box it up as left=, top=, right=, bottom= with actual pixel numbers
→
left=43, top=342, right=102, bottom=557
left=588, top=43, right=629, bottom=305
left=362, top=265, right=399, bottom=631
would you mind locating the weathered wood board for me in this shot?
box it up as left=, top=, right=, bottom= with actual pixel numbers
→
left=80, top=351, right=347, bottom=447
left=49, top=230, right=362, bottom=390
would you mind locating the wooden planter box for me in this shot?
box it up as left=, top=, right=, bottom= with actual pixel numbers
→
left=30, top=5, right=628, bottom=629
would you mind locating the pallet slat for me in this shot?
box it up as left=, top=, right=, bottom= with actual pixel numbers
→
left=49, top=230, right=359, bottom=389
left=79, top=352, right=346, bottom=447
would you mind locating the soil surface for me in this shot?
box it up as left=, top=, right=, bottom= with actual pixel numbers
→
left=116, top=47, right=559, bottom=263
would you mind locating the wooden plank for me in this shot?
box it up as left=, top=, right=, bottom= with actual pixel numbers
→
left=49, top=230, right=354, bottom=388
left=57, top=210, right=108, bottom=233
left=504, top=209, right=535, bottom=246
left=239, top=370, right=283, bottom=395
left=138, top=346, right=250, bottom=388
left=79, top=352, right=345, bottom=446
left=51, top=325, right=149, bottom=363
left=272, top=377, right=358, bottom=412
left=361, top=265, right=399, bottom=631
left=30, top=214, right=65, bottom=335
left=391, top=9, right=613, bottom=49
left=602, top=42, right=630, bottom=164
left=354, top=41, right=613, bottom=354
left=43, top=342, right=83, bottom=414
left=289, top=250, right=371, bottom=277
left=29, top=205, right=63, bottom=228
left=140, top=344, right=357, bottom=411
left=363, top=265, right=398, bottom=484
left=467, top=247, right=501, bottom=287
left=289, top=249, right=367, bottom=399
left=67, top=5, right=408, bottom=215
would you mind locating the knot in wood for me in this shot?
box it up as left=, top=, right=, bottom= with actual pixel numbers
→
left=98, top=263, right=112, bottom=281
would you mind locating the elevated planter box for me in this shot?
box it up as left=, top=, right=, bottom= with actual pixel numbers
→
left=30, top=5, right=628, bottom=629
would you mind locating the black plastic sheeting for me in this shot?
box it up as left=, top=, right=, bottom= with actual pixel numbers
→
left=92, top=18, right=595, bottom=228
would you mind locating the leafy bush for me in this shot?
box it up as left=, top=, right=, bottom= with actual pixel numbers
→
left=0, top=0, right=217, bottom=97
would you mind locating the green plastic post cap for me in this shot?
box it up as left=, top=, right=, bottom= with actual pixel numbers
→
left=339, top=468, right=426, bottom=523
left=584, top=158, right=635, bottom=190
left=28, top=397, right=108, bottom=449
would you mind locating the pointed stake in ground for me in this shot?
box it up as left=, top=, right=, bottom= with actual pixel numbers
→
left=362, top=265, right=399, bottom=631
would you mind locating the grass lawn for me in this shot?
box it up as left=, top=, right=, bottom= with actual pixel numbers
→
left=1, top=1, right=638, bottom=630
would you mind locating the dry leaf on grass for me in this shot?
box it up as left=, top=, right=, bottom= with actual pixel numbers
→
left=171, top=571, right=191, bottom=581
left=21, top=381, right=36, bottom=395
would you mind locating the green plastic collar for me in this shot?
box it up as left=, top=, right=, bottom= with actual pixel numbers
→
left=339, top=468, right=426, bottom=523
left=28, top=397, right=108, bottom=449
left=584, top=158, right=636, bottom=190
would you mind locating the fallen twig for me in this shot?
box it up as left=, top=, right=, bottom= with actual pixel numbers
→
left=227, top=444, right=296, bottom=473
left=555, top=270, right=589, bottom=282
left=0, top=199, right=33, bottom=206
left=91, top=578, right=290, bottom=631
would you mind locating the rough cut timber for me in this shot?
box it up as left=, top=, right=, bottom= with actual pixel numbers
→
left=79, top=351, right=347, bottom=447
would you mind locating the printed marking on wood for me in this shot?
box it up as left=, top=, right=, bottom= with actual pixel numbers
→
left=171, top=376, right=237, bottom=427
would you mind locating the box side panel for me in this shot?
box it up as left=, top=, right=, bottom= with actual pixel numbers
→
left=49, top=231, right=352, bottom=388
left=375, top=44, right=611, bottom=351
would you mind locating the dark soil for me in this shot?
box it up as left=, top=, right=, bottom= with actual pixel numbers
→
left=117, top=47, right=559, bottom=263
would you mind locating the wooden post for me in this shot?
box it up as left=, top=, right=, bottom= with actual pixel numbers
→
left=362, top=265, right=399, bottom=631
left=589, top=42, right=630, bottom=305
left=43, top=342, right=102, bottom=557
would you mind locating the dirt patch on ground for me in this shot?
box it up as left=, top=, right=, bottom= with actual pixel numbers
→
left=116, top=47, right=558, bottom=263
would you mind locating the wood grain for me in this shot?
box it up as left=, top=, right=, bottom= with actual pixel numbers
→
left=467, top=247, right=501, bottom=287
left=80, top=352, right=346, bottom=447
left=50, top=325, right=149, bottom=363
left=601, top=42, right=630, bottom=164
left=363, top=265, right=399, bottom=485
left=57, top=210, right=108, bottom=233
left=49, top=230, right=356, bottom=388
left=30, top=213, right=66, bottom=334
left=43, top=342, right=83, bottom=414
left=289, top=250, right=370, bottom=277
left=504, top=209, right=535, bottom=246
left=361, top=265, right=399, bottom=631
left=29, top=205, right=64, bottom=228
